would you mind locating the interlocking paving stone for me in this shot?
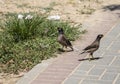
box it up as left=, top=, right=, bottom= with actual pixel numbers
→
left=74, top=70, right=87, bottom=75
left=76, top=64, right=94, bottom=72
left=16, top=59, right=54, bottom=84
left=66, top=22, right=120, bottom=84
left=64, top=77, right=81, bottom=84
left=115, top=80, right=120, bottom=84
left=94, top=56, right=114, bottom=65
left=93, top=49, right=105, bottom=57
left=116, top=36, right=120, bottom=41
left=81, top=79, right=112, bottom=84
left=100, top=72, right=117, bottom=81
left=100, top=39, right=114, bottom=48
left=94, top=65, right=120, bottom=73
left=70, top=75, right=99, bottom=80
left=103, top=54, right=120, bottom=57
left=104, top=51, right=120, bottom=56
left=111, top=57, right=120, bottom=67
left=106, top=24, right=120, bottom=36
left=88, top=68, right=105, bottom=76
left=107, top=30, right=120, bottom=37
left=110, top=43, right=120, bottom=50
left=107, top=69, right=120, bottom=73
left=114, top=75, right=120, bottom=84
left=31, top=79, right=62, bottom=84
left=81, top=56, right=114, bottom=66
left=80, top=59, right=99, bottom=65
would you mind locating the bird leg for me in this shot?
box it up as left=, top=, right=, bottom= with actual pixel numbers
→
left=69, top=46, right=74, bottom=51
left=64, top=46, right=68, bottom=52
left=90, top=53, right=94, bottom=58
left=62, top=46, right=64, bottom=50
left=88, top=55, right=91, bottom=61
left=88, top=53, right=94, bottom=61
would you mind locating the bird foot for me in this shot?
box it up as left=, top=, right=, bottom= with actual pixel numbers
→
left=89, top=58, right=91, bottom=61
left=57, top=48, right=65, bottom=52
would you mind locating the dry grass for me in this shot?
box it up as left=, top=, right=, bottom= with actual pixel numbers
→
left=0, top=0, right=120, bottom=84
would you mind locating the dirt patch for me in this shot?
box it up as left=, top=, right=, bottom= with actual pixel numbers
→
left=0, top=0, right=120, bottom=84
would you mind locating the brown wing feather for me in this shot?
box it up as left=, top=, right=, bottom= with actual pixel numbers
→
left=62, top=35, right=72, bottom=46
left=58, top=35, right=72, bottom=46
left=84, top=41, right=99, bottom=51
left=84, top=44, right=98, bottom=50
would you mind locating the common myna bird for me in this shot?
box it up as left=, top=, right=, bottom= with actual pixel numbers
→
left=57, top=27, right=74, bottom=51
left=80, top=34, right=103, bottom=61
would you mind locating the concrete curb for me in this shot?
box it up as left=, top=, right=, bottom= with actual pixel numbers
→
left=16, top=58, right=56, bottom=84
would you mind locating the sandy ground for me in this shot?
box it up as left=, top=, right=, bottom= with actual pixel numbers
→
left=0, top=0, right=120, bottom=84
left=0, top=0, right=118, bottom=23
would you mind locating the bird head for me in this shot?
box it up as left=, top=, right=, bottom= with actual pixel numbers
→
left=57, top=27, right=64, bottom=34
left=97, top=34, right=104, bottom=39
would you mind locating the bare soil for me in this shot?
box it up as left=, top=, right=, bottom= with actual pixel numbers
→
left=0, top=0, right=120, bottom=84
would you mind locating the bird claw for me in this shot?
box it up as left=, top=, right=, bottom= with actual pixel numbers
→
left=89, top=58, right=91, bottom=61
left=57, top=48, right=65, bottom=52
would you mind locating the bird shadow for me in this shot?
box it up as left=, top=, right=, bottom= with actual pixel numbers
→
left=78, top=57, right=103, bottom=61
left=57, top=48, right=65, bottom=52
left=103, top=4, right=120, bottom=11
left=57, top=48, right=73, bottom=52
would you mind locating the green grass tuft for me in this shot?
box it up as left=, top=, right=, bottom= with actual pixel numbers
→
left=0, top=13, right=85, bottom=74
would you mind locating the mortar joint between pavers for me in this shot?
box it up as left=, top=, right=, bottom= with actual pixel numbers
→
left=98, top=52, right=105, bottom=58
left=98, top=69, right=107, bottom=80
left=106, top=41, right=114, bottom=50
left=112, top=73, right=120, bottom=84
left=78, top=78, right=84, bottom=84
left=115, top=33, right=120, bottom=39
left=61, top=61, right=84, bottom=84
left=104, top=20, right=120, bottom=37
left=108, top=56, right=117, bottom=66
left=86, top=65, right=95, bottom=75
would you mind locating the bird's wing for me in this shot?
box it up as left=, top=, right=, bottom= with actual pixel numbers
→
left=81, top=44, right=98, bottom=54
left=83, top=44, right=98, bottom=51
left=66, top=39, right=72, bottom=46
left=62, top=35, right=72, bottom=46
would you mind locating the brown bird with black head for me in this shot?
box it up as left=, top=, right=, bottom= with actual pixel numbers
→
left=81, top=34, right=103, bottom=61
left=57, top=27, right=74, bottom=51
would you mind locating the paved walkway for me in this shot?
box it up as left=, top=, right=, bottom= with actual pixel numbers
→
left=63, top=22, right=120, bottom=84
left=16, top=10, right=120, bottom=84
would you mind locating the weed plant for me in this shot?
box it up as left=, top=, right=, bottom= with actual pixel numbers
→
left=0, top=13, right=85, bottom=74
